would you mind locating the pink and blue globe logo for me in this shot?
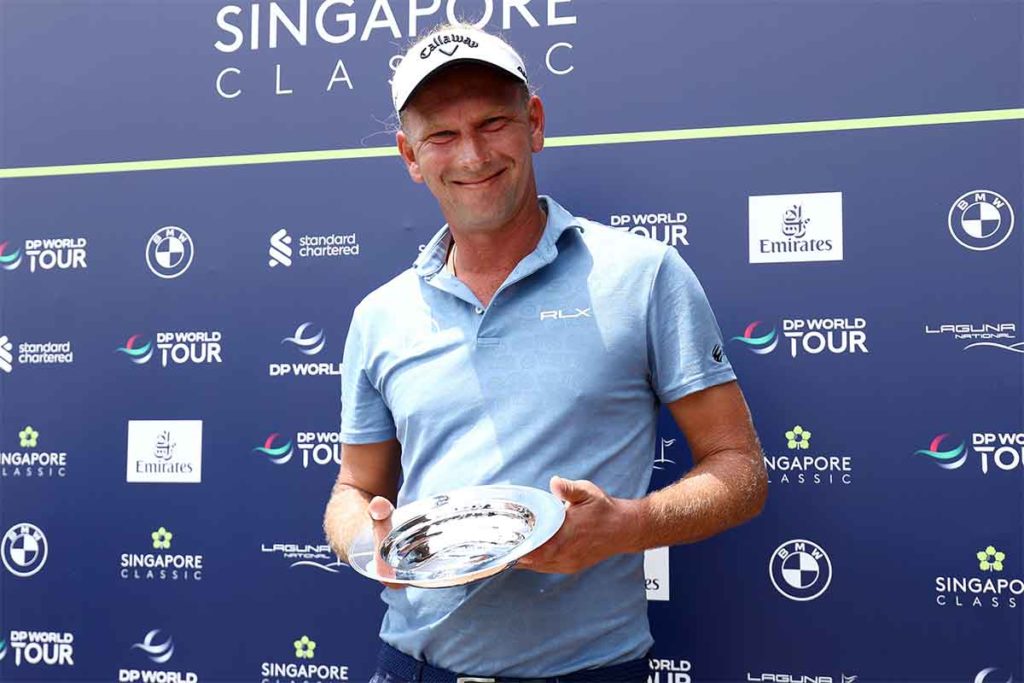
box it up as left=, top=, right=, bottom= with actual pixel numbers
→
left=731, top=321, right=778, bottom=355
left=117, top=334, right=154, bottom=364
left=0, top=242, right=22, bottom=271
left=915, top=433, right=967, bottom=470
left=254, top=433, right=293, bottom=465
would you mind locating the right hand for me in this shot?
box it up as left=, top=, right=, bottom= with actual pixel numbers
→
left=368, top=496, right=403, bottom=589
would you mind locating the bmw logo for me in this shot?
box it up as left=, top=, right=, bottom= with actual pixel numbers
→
left=769, top=538, right=832, bottom=601
left=948, top=190, right=1015, bottom=252
left=146, top=226, right=195, bottom=279
left=2, top=523, right=49, bottom=578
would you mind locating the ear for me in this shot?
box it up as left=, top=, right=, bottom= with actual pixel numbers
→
left=527, top=95, right=545, bottom=153
left=396, top=130, right=424, bottom=184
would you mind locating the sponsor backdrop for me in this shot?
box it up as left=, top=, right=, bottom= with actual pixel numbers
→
left=1, top=1, right=1022, bottom=682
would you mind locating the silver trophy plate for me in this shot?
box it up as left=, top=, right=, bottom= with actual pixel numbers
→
left=347, top=484, right=565, bottom=588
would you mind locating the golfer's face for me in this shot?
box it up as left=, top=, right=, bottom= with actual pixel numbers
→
left=398, top=64, right=543, bottom=233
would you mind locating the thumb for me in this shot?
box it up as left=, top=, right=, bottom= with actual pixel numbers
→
left=550, top=476, right=594, bottom=505
left=367, top=496, right=395, bottom=521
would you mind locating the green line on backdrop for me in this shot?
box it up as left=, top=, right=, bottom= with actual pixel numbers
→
left=2, top=107, right=1022, bottom=179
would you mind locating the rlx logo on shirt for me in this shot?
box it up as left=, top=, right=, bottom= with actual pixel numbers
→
left=539, top=308, right=592, bottom=321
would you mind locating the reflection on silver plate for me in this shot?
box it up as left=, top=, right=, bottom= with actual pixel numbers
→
left=347, top=484, right=565, bottom=588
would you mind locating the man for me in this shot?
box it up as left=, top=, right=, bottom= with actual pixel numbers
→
left=324, top=23, right=767, bottom=683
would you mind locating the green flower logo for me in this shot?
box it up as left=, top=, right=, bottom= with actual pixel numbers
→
left=977, top=546, right=1005, bottom=572
left=19, top=426, right=39, bottom=448
left=151, top=527, right=173, bottom=550
left=294, top=635, right=316, bottom=659
left=785, top=425, right=812, bottom=450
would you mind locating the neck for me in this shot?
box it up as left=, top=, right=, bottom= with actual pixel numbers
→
left=447, top=195, right=547, bottom=277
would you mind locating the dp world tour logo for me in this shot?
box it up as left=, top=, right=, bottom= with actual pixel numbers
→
left=916, top=433, right=968, bottom=470
left=255, top=433, right=294, bottom=464
left=283, top=323, right=326, bottom=355
left=131, top=629, right=174, bottom=664
left=731, top=321, right=778, bottom=354
left=0, top=241, right=22, bottom=270
left=117, top=334, right=154, bottom=364
left=769, top=539, right=832, bottom=601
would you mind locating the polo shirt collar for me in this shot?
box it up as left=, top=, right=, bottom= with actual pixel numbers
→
left=412, top=195, right=580, bottom=278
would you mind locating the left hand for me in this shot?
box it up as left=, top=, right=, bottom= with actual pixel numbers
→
left=516, top=476, right=642, bottom=574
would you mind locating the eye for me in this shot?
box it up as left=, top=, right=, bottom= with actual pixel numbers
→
left=481, top=117, right=508, bottom=132
left=427, top=130, right=455, bottom=143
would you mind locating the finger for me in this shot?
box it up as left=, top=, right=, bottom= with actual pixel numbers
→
left=369, top=497, right=397, bottom=584
left=368, top=496, right=394, bottom=521
left=549, top=476, right=594, bottom=505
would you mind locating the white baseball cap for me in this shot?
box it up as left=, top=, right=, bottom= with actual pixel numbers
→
left=391, top=25, right=528, bottom=112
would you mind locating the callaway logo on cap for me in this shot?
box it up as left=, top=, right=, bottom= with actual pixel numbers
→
left=391, top=24, right=528, bottom=111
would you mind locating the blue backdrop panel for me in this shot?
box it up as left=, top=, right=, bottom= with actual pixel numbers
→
left=1, top=1, right=1022, bottom=682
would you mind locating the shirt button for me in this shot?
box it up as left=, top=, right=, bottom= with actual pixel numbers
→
left=475, top=306, right=484, bottom=315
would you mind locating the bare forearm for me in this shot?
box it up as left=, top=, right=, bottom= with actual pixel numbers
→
left=626, top=449, right=768, bottom=552
left=323, top=483, right=375, bottom=564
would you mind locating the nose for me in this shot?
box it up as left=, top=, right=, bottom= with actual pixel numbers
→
left=454, top=130, right=489, bottom=171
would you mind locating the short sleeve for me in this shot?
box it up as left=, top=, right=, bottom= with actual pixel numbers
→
left=646, top=248, right=737, bottom=403
left=340, top=308, right=397, bottom=444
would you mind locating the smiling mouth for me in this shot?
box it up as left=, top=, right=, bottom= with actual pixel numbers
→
left=453, top=169, right=506, bottom=187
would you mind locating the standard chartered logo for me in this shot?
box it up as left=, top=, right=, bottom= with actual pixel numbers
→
left=269, top=228, right=293, bottom=267
left=267, top=228, right=360, bottom=268
left=0, top=336, right=13, bottom=373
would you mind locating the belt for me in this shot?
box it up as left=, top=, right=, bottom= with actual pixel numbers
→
left=377, top=643, right=650, bottom=683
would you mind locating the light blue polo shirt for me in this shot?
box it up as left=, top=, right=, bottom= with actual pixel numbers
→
left=341, top=196, right=735, bottom=677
